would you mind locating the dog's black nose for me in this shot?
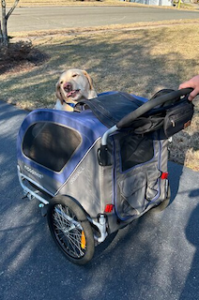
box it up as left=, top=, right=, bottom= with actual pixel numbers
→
left=63, top=82, right=72, bottom=92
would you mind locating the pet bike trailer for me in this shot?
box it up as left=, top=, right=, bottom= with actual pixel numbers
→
left=17, top=88, right=194, bottom=265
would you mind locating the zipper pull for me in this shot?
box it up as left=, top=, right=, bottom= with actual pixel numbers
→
left=171, top=119, right=175, bottom=127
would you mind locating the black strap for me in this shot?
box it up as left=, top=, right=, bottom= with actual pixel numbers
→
left=76, top=92, right=144, bottom=128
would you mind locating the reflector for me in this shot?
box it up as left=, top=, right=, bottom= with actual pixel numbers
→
left=161, top=172, right=168, bottom=179
left=104, top=204, right=114, bottom=213
left=81, top=231, right=86, bottom=249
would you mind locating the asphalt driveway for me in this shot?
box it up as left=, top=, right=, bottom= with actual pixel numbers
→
left=0, top=100, right=199, bottom=300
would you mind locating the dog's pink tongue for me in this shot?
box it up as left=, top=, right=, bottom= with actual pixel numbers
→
left=67, top=91, right=75, bottom=97
left=67, top=90, right=80, bottom=98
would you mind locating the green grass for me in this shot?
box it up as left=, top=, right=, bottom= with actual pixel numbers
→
left=1, top=23, right=199, bottom=169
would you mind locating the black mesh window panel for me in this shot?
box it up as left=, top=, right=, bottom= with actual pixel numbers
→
left=22, top=122, right=81, bottom=172
left=119, top=133, right=154, bottom=172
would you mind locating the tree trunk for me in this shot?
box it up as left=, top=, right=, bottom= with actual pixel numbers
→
left=1, top=0, right=20, bottom=46
left=1, top=0, right=8, bottom=45
left=0, top=20, right=3, bottom=44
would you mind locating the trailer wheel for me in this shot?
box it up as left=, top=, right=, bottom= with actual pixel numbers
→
left=47, top=196, right=95, bottom=265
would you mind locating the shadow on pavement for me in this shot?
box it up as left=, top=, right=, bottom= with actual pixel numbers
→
left=179, top=201, right=199, bottom=300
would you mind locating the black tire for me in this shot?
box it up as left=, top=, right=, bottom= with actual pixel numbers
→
left=152, top=185, right=171, bottom=212
left=47, top=195, right=95, bottom=265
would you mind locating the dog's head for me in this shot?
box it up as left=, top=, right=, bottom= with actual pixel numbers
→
left=56, top=69, right=96, bottom=105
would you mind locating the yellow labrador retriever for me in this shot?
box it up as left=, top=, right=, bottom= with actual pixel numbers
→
left=54, top=69, right=97, bottom=111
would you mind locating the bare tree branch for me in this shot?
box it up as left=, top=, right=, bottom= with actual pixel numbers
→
left=6, top=0, right=20, bottom=20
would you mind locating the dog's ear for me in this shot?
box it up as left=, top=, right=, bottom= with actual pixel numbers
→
left=83, top=70, right=95, bottom=91
left=56, top=81, right=64, bottom=104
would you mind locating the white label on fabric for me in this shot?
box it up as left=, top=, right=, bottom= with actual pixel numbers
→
left=70, top=167, right=84, bottom=184
left=24, top=165, right=44, bottom=179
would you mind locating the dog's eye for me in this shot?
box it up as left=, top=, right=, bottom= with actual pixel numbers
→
left=60, top=81, right=63, bottom=84
left=72, top=74, right=78, bottom=78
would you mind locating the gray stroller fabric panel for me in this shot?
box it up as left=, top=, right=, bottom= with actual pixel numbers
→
left=113, top=131, right=166, bottom=220
left=145, top=164, right=162, bottom=200
left=119, top=172, right=147, bottom=214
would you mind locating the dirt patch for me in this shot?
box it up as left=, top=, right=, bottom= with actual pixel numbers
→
left=0, top=42, right=48, bottom=75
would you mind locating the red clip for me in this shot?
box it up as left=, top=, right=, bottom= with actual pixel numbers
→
left=104, top=204, right=114, bottom=213
left=161, top=172, right=168, bottom=179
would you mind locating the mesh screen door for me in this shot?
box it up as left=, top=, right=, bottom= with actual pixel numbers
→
left=22, top=122, right=81, bottom=172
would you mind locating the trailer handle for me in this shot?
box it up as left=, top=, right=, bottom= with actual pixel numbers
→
left=101, top=88, right=193, bottom=146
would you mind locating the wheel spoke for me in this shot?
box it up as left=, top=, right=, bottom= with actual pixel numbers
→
left=52, top=204, right=86, bottom=258
left=67, top=234, right=84, bottom=257
left=48, top=197, right=95, bottom=264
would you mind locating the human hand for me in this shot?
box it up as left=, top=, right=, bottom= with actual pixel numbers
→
left=179, top=75, right=199, bottom=101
